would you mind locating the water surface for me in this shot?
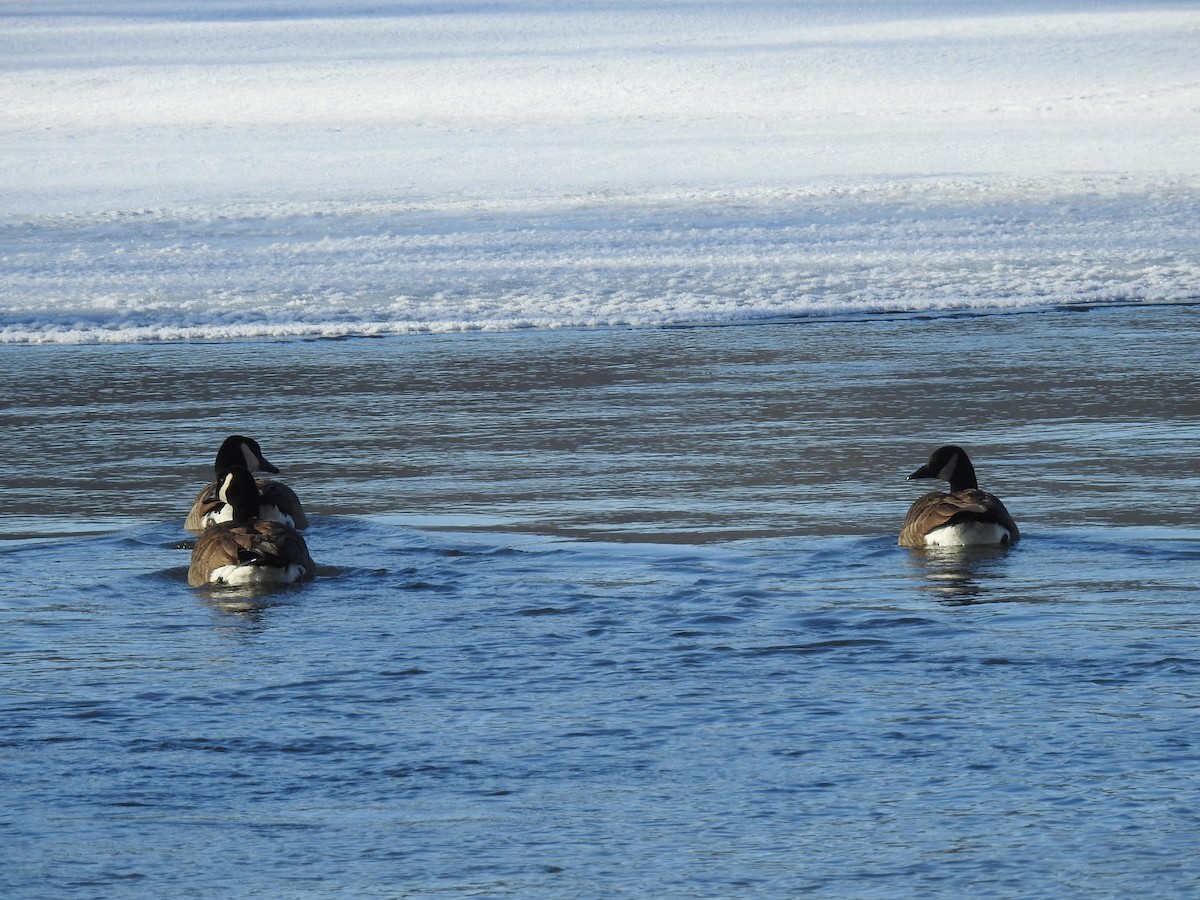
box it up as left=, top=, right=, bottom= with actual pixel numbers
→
left=2, top=304, right=1199, bottom=897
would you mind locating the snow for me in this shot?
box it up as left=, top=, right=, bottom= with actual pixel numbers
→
left=1, top=1, right=1198, bottom=341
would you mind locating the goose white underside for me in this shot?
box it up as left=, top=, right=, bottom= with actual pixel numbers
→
left=208, top=563, right=308, bottom=586
left=201, top=504, right=295, bottom=529
left=924, top=521, right=1013, bottom=547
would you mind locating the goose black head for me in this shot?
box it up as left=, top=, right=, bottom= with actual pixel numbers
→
left=907, top=445, right=979, bottom=492
left=214, top=435, right=280, bottom=477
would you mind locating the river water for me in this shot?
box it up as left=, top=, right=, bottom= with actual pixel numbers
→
left=2, top=303, right=1199, bottom=897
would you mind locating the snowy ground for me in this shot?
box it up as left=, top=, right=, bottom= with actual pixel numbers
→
left=1, top=1, right=1198, bottom=340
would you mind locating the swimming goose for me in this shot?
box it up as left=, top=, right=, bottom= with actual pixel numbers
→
left=184, top=435, right=309, bottom=533
left=188, top=466, right=316, bottom=587
left=899, top=445, right=1020, bottom=548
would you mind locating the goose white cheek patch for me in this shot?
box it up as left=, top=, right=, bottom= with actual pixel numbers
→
left=936, top=455, right=960, bottom=481
left=241, top=444, right=259, bottom=471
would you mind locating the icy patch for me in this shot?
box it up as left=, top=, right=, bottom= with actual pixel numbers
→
left=2, top=178, right=1198, bottom=343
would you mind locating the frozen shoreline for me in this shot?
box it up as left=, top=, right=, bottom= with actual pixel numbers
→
left=4, top=174, right=1199, bottom=342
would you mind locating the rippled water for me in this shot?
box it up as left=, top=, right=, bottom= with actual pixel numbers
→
left=2, top=304, right=1199, bottom=897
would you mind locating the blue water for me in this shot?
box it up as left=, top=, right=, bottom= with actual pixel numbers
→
left=2, top=304, right=1199, bottom=897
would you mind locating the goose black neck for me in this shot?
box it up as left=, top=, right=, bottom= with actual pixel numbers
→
left=221, top=467, right=262, bottom=524
left=948, top=455, right=979, bottom=492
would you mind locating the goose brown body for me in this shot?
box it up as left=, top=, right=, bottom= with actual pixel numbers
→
left=899, top=445, right=1019, bottom=548
left=188, top=466, right=316, bottom=587
left=185, top=478, right=308, bottom=532
left=184, top=435, right=308, bottom=533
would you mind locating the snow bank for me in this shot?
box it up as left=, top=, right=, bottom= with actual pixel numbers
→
left=2, top=1, right=1197, bottom=340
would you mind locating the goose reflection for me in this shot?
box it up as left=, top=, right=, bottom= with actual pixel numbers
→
left=903, top=542, right=1015, bottom=604
left=197, top=582, right=300, bottom=619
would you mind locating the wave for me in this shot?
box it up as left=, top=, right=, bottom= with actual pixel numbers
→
left=3, top=177, right=1198, bottom=344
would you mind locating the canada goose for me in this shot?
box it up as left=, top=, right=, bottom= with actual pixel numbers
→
left=184, top=435, right=308, bottom=533
left=899, top=445, right=1020, bottom=548
left=188, top=466, right=316, bottom=587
